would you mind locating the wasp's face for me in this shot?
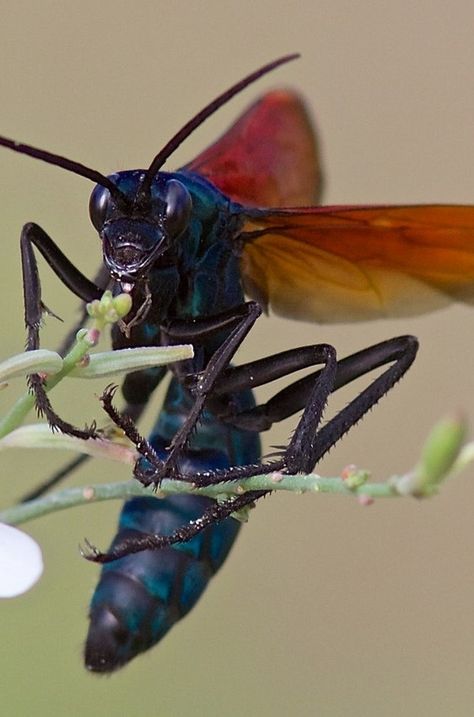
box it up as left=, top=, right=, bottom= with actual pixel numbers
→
left=89, top=170, right=192, bottom=287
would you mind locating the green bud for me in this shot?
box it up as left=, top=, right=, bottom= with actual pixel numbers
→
left=417, top=414, right=467, bottom=495
left=396, top=415, right=467, bottom=497
left=87, top=290, right=132, bottom=328
left=112, top=293, right=133, bottom=319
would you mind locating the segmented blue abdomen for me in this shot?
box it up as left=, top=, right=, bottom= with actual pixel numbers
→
left=85, top=492, right=239, bottom=672
left=85, top=383, right=260, bottom=672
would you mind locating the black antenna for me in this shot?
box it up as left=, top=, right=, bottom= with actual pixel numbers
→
left=140, top=53, right=300, bottom=198
left=0, top=54, right=300, bottom=206
left=0, top=136, right=127, bottom=203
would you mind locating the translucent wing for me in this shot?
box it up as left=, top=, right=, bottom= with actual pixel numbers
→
left=183, top=90, right=322, bottom=207
left=240, top=205, right=474, bottom=322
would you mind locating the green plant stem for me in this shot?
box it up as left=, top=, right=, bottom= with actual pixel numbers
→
left=0, top=474, right=400, bottom=526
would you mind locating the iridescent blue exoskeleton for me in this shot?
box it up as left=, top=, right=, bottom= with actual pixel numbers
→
left=85, top=167, right=262, bottom=669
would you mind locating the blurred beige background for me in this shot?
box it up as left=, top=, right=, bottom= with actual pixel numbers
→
left=1, top=2, right=474, bottom=716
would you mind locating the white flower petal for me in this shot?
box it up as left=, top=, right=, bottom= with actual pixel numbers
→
left=0, top=523, right=43, bottom=597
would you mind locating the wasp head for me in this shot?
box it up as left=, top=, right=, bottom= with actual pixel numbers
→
left=89, top=171, right=192, bottom=288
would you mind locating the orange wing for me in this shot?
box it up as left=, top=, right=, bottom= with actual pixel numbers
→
left=240, top=206, right=474, bottom=322
left=184, top=90, right=322, bottom=207
left=183, top=90, right=474, bottom=323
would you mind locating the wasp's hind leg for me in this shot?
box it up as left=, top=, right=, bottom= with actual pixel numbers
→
left=190, top=335, right=418, bottom=484
left=92, top=336, right=418, bottom=562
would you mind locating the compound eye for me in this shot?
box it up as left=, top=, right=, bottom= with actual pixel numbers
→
left=164, top=179, right=192, bottom=238
left=89, top=185, right=111, bottom=231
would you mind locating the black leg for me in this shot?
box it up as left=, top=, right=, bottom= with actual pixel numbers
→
left=19, top=395, right=151, bottom=503
left=18, top=266, right=117, bottom=501
left=84, top=489, right=265, bottom=563
left=106, top=313, right=417, bottom=487
left=190, top=335, right=418, bottom=483
left=160, top=302, right=262, bottom=344
left=21, top=223, right=103, bottom=350
left=296, top=335, right=418, bottom=471
left=209, top=335, right=418, bottom=432
left=90, top=335, right=418, bottom=562
left=101, top=301, right=264, bottom=485
left=20, top=222, right=103, bottom=439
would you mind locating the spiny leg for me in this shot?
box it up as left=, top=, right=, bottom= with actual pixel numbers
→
left=20, top=275, right=168, bottom=504
left=295, top=335, right=418, bottom=470
left=101, top=301, right=264, bottom=485
left=190, top=334, right=419, bottom=484
left=100, top=385, right=163, bottom=472
left=105, top=330, right=417, bottom=485
left=89, top=341, right=339, bottom=563
left=92, top=336, right=418, bottom=562
left=19, top=379, right=163, bottom=503
left=83, top=489, right=265, bottom=563
left=19, top=397, right=151, bottom=503
left=204, top=335, right=418, bottom=432
left=20, top=222, right=102, bottom=438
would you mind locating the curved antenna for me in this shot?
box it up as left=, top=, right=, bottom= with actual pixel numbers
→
left=140, top=53, right=300, bottom=198
left=0, top=136, right=127, bottom=203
